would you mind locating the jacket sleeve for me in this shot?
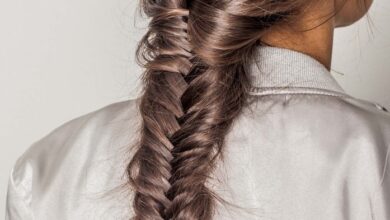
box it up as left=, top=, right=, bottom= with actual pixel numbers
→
left=5, top=161, right=34, bottom=220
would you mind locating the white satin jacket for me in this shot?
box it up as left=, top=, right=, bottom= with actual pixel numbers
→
left=5, top=46, right=390, bottom=220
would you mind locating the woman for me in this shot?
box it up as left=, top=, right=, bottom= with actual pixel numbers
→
left=6, top=0, right=389, bottom=219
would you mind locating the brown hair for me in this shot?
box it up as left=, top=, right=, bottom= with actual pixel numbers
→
left=126, top=0, right=305, bottom=219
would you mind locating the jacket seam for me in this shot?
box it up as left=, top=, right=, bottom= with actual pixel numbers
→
left=247, top=87, right=351, bottom=98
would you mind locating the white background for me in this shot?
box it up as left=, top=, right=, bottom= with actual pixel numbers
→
left=0, top=0, right=389, bottom=217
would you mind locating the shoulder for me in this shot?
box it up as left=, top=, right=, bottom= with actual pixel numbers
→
left=337, top=96, right=390, bottom=165
left=337, top=95, right=390, bottom=132
left=249, top=93, right=390, bottom=132
left=17, top=97, right=141, bottom=162
left=244, top=93, right=390, bottom=186
left=9, top=97, right=142, bottom=196
left=309, top=94, right=389, bottom=141
left=246, top=92, right=390, bottom=167
left=327, top=95, right=390, bottom=207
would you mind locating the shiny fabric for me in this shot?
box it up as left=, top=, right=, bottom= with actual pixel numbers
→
left=6, top=46, right=390, bottom=220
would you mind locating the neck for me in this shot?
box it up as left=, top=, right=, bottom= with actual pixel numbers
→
left=260, top=2, right=335, bottom=71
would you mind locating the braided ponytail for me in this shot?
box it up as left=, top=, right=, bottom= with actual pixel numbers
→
left=127, top=0, right=305, bottom=219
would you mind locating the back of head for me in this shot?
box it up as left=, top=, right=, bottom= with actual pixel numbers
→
left=125, top=0, right=371, bottom=219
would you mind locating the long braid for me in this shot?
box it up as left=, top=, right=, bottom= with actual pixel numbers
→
left=127, top=0, right=191, bottom=219
left=127, top=0, right=305, bottom=219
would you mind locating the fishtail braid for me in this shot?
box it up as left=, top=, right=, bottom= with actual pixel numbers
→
left=128, top=0, right=305, bottom=219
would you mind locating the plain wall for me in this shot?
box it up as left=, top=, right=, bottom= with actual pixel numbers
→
left=0, top=0, right=389, bottom=217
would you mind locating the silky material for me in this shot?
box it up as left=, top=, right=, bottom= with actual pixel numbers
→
left=5, top=46, right=390, bottom=220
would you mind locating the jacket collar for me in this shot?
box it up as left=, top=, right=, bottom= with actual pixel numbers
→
left=248, top=45, right=348, bottom=97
